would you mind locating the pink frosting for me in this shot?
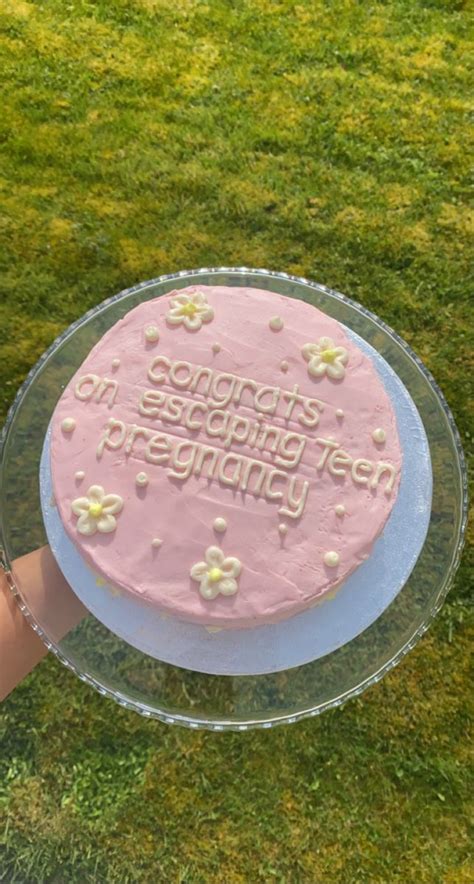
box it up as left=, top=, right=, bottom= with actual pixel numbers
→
left=50, top=286, right=402, bottom=628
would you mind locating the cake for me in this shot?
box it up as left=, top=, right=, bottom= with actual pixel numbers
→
left=50, top=285, right=402, bottom=629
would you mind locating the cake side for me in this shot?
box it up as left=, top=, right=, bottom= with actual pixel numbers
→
left=50, top=285, right=402, bottom=628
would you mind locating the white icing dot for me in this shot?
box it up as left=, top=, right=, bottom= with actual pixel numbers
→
left=61, top=417, right=76, bottom=433
left=111, top=358, right=121, bottom=369
left=269, top=316, right=284, bottom=331
left=336, top=409, right=344, bottom=418
left=213, top=517, right=227, bottom=533
left=136, top=472, right=149, bottom=487
left=324, top=551, right=340, bottom=567
left=144, top=325, right=159, bottom=343
left=280, top=360, right=289, bottom=372
left=372, top=428, right=386, bottom=444
left=278, top=523, right=288, bottom=535
left=75, top=470, right=85, bottom=481
left=151, top=538, right=162, bottom=548
left=211, top=342, right=221, bottom=353
left=335, top=504, right=346, bottom=517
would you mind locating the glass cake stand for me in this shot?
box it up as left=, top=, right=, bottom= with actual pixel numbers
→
left=0, top=269, right=467, bottom=730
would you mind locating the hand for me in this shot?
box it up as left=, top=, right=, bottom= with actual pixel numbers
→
left=0, top=546, right=87, bottom=701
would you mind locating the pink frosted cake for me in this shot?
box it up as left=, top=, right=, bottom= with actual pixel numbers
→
left=50, top=285, right=402, bottom=629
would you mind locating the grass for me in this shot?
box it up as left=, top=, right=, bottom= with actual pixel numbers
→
left=0, top=0, right=473, bottom=881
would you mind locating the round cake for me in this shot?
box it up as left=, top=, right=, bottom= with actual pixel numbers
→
left=50, top=285, right=402, bottom=629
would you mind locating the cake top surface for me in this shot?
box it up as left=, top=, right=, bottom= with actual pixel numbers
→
left=50, top=285, right=402, bottom=628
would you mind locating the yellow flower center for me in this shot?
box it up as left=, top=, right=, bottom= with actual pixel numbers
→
left=89, top=502, right=103, bottom=518
left=321, top=348, right=338, bottom=363
left=208, top=567, right=223, bottom=583
left=179, top=302, right=198, bottom=317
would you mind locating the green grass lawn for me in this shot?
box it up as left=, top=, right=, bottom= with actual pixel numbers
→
left=1, top=0, right=473, bottom=881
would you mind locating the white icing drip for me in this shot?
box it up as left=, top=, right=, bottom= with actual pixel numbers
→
left=278, top=523, right=288, bottom=535
left=335, top=504, right=346, bottom=516
left=135, top=471, right=149, bottom=487
left=71, top=485, right=123, bottom=536
left=151, top=537, right=162, bottom=548
left=372, top=428, right=386, bottom=444
left=111, top=358, right=121, bottom=369
left=75, top=470, right=85, bottom=481
left=280, top=360, right=289, bottom=372
left=302, top=337, right=348, bottom=379
left=190, top=546, right=241, bottom=600
left=269, top=316, right=283, bottom=331
left=145, top=325, right=159, bottom=343
left=324, top=551, right=340, bottom=567
left=61, top=417, right=76, bottom=432
left=213, top=517, right=227, bottom=533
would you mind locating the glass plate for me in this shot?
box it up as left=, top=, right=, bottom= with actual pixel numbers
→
left=0, top=268, right=467, bottom=730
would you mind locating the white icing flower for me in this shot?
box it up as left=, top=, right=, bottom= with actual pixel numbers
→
left=190, top=546, right=241, bottom=600
left=302, top=337, right=348, bottom=379
left=166, top=289, right=214, bottom=330
left=71, top=485, right=123, bottom=536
